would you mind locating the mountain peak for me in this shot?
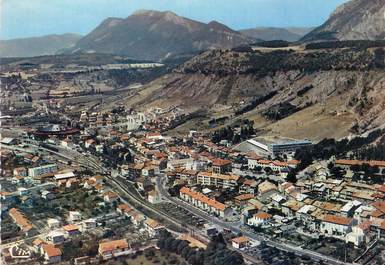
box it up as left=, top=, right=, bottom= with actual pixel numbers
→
left=132, top=9, right=177, bottom=17
left=70, top=10, right=251, bottom=61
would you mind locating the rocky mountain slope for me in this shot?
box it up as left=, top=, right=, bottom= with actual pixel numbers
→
left=67, top=10, right=252, bottom=61
left=0, top=33, right=82, bottom=58
left=241, top=27, right=313, bottom=42
left=118, top=45, right=385, bottom=140
left=302, top=0, right=385, bottom=41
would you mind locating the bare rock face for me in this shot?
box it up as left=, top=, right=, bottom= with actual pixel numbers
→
left=125, top=46, right=385, bottom=138
left=67, top=10, right=252, bottom=61
left=302, top=0, right=385, bottom=41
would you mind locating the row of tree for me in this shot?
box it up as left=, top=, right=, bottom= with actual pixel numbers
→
left=211, top=124, right=255, bottom=145
left=294, top=129, right=384, bottom=169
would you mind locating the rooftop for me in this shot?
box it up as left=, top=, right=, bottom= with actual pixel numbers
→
left=99, top=239, right=128, bottom=253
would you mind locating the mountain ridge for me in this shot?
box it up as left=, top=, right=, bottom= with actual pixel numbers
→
left=66, top=10, right=253, bottom=61
left=0, top=33, right=82, bottom=58
left=113, top=45, right=385, bottom=140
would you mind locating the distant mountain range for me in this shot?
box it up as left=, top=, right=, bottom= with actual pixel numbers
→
left=302, top=0, right=385, bottom=41
left=66, top=10, right=253, bottom=61
left=0, top=33, right=82, bottom=58
left=3, top=0, right=385, bottom=60
left=240, top=27, right=313, bottom=42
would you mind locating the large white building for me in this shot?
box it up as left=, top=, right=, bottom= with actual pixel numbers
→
left=126, top=113, right=146, bottom=130
left=28, top=164, right=58, bottom=177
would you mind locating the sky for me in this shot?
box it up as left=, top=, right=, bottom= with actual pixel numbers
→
left=1, top=0, right=349, bottom=40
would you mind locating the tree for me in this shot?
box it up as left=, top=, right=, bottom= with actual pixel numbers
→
left=286, top=170, right=297, bottom=183
left=176, top=241, right=189, bottom=254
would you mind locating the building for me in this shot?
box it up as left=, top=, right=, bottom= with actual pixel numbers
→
left=130, top=211, right=145, bottom=226
left=234, top=193, right=255, bottom=207
left=47, top=218, right=61, bottom=229
left=179, top=187, right=233, bottom=218
left=41, top=244, right=62, bottom=263
left=144, top=218, right=165, bottom=237
left=148, top=190, right=161, bottom=204
left=63, top=224, right=80, bottom=236
left=68, top=211, right=82, bottom=222
left=28, top=164, right=58, bottom=177
left=269, top=140, right=312, bottom=155
left=9, top=208, right=34, bottom=236
left=13, top=167, right=27, bottom=177
left=321, top=215, right=357, bottom=237
left=117, top=204, right=133, bottom=218
left=246, top=139, right=312, bottom=156
left=335, top=159, right=385, bottom=171
left=247, top=211, right=272, bottom=227
left=98, top=239, right=131, bottom=260
left=82, top=219, right=97, bottom=231
left=46, top=231, right=65, bottom=245
left=231, top=236, right=251, bottom=249
left=341, top=200, right=362, bottom=217
left=239, top=179, right=258, bottom=195
left=53, top=171, right=75, bottom=181
left=197, top=172, right=239, bottom=188
left=32, top=238, right=46, bottom=252
left=346, top=221, right=372, bottom=247
left=258, top=180, right=278, bottom=199
left=42, top=190, right=55, bottom=200
left=103, top=191, right=119, bottom=203
left=211, top=158, right=232, bottom=174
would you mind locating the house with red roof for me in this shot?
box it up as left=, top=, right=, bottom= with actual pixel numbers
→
left=41, top=244, right=62, bottom=263
left=247, top=211, right=272, bottom=227
left=321, top=215, right=357, bottom=237
left=180, top=187, right=233, bottom=218
left=211, top=158, right=232, bottom=174
left=98, top=239, right=131, bottom=260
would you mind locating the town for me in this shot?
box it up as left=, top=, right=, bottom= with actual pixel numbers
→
left=2, top=90, right=385, bottom=265
left=2, top=0, right=385, bottom=264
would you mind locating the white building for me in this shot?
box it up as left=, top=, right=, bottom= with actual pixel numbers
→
left=47, top=218, right=61, bottom=229
left=231, top=236, right=251, bottom=249
left=68, top=211, right=82, bottom=222
left=28, top=164, right=58, bottom=177
left=346, top=221, right=372, bottom=247
left=247, top=211, right=272, bottom=227
left=341, top=200, right=362, bottom=217
left=148, top=190, right=161, bottom=204
left=53, top=171, right=75, bottom=181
